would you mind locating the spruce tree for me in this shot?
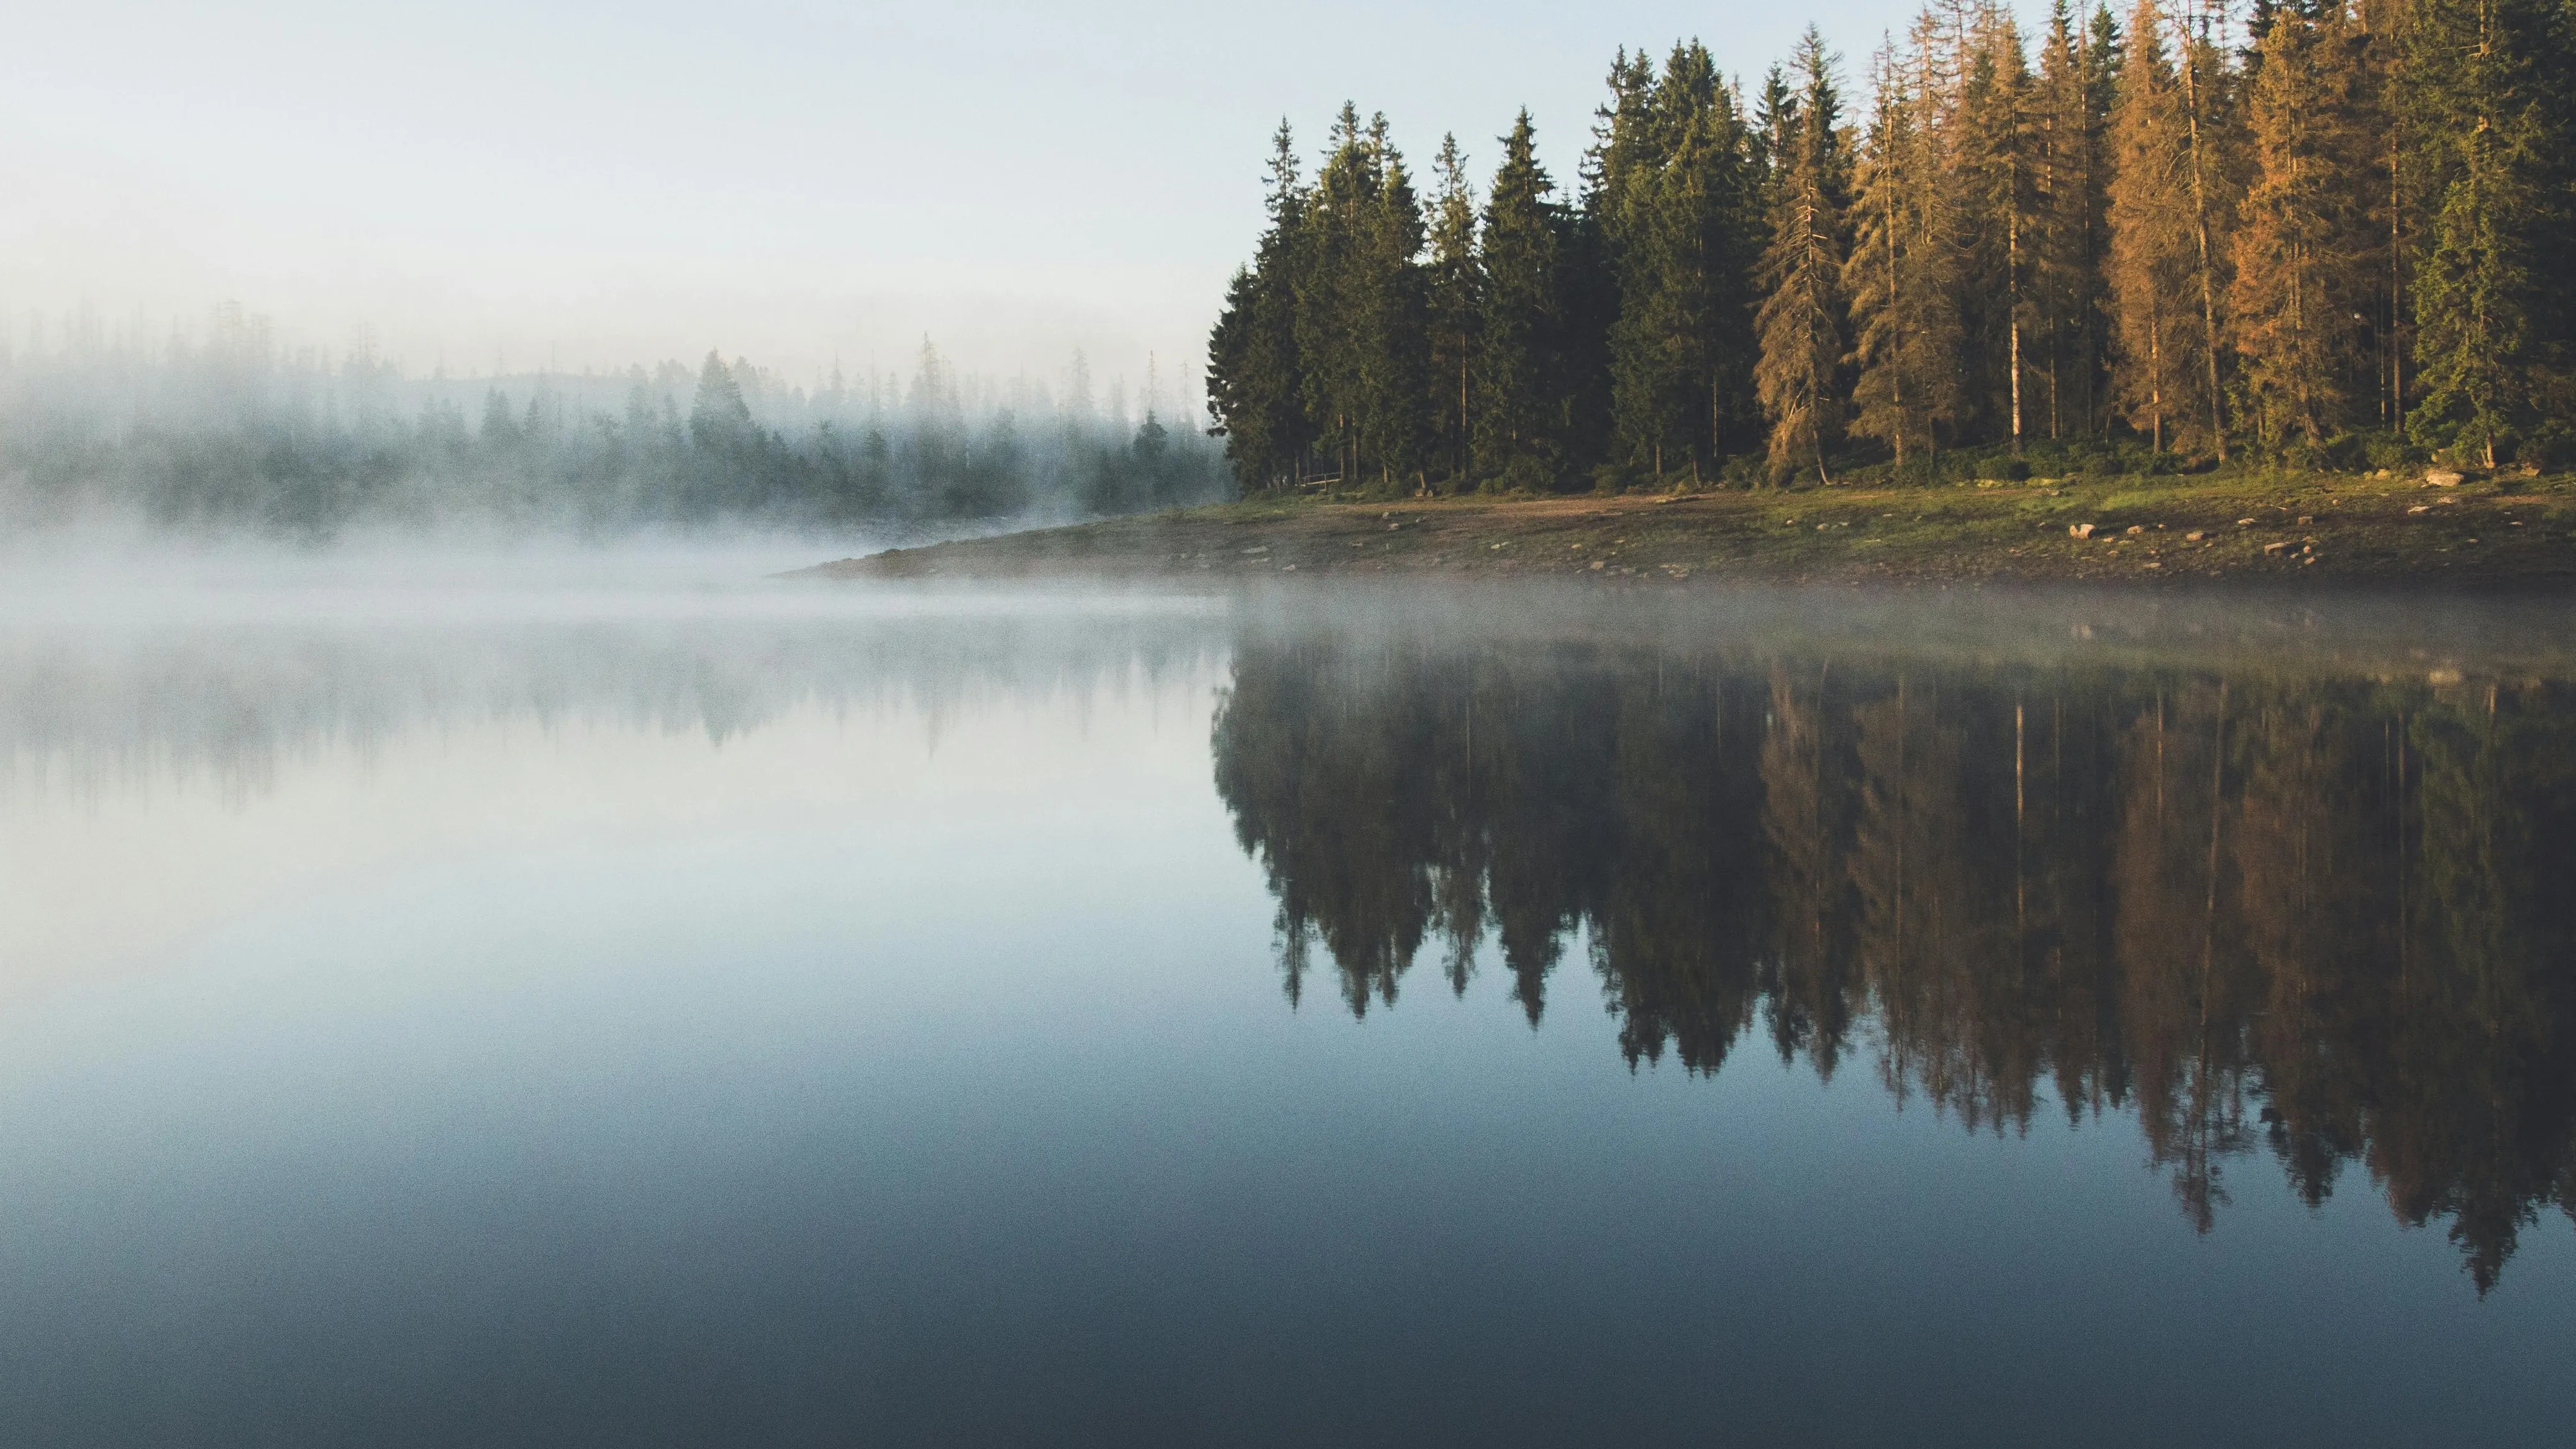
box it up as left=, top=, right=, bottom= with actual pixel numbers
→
left=2173, top=0, right=2242, bottom=460
left=1290, top=107, right=1431, bottom=491
left=2105, top=0, right=2205, bottom=453
left=688, top=350, right=751, bottom=449
left=1296, top=104, right=1375, bottom=487
left=1955, top=3, right=2041, bottom=452
left=1848, top=40, right=1965, bottom=467
left=1475, top=110, right=1570, bottom=489
left=2354, top=0, right=2408, bottom=428
left=1605, top=43, right=1760, bottom=485
left=2032, top=1, right=2117, bottom=440
left=2403, top=0, right=2576, bottom=465
left=1426, top=134, right=1481, bottom=491
left=1755, top=29, right=1855, bottom=483
left=1355, top=115, right=1432, bottom=490
left=1206, top=122, right=1314, bottom=491
left=1669, top=53, right=1766, bottom=468
left=1598, top=48, right=1678, bottom=484
left=2230, top=4, right=2373, bottom=448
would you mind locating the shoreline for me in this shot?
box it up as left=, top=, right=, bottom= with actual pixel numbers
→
left=788, top=472, right=2576, bottom=591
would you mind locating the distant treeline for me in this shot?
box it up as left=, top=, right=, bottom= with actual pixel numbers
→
left=1206, top=0, right=2576, bottom=492
left=0, top=317, right=1229, bottom=538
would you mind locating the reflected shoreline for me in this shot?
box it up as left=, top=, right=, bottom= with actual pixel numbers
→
left=1211, top=598, right=2576, bottom=1291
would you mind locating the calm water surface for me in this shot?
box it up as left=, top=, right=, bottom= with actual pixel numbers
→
left=1, top=577, right=2570, bottom=1446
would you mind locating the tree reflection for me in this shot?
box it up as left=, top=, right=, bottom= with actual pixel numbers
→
left=1212, top=635, right=2576, bottom=1291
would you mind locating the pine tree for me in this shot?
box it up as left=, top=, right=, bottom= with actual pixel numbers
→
left=2173, top=0, right=2242, bottom=459
left=1295, top=104, right=1375, bottom=487
left=1756, top=29, right=1855, bottom=483
left=1605, top=43, right=1761, bottom=485
left=1290, top=106, right=1430, bottom=492
left=1475, top=110, right=1570, bottom=489
left=2403, top=0, right=2576, bottom=465
left=1955, top=3, right=2041, bottom=452
left=1206, top=122, right=1315, bottom=491
left=1848, top=40, right=1965, bottom=467
left=1598, top=47, right=1679, bottom=484
left=688, top=350, right=751, bottom=449
left=2231, top=4, right=2374, bottom=448
left=2032, top=1, right=2118, bottom=440
left=1426, top=134, right=1481, bottom=490
left=2353, top=0, right=2408, bottom=429
left=1355, top=114, right=1432, bottom=490
left=2105, top=0, right=2205, bottom=453
left=1668, top=54, right=1767, bottom=467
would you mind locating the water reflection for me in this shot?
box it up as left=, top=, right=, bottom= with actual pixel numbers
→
left=1213, top=625, right=2576, bottom=1290
left=0, top=594, right=1224, bottom=805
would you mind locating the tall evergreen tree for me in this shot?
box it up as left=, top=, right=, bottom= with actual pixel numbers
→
left=1355, top=115, right=1432, bottom=489
left=1475, top=110, right=1572, bottom=489
left=1756, top=29, right=1856, bottom=483
left=1292, top=106, right=1431, bottom=491
left=1955, top=4, right=2042, bottom=452
left=2355, top=0, right=2409, bottom=429
left=1295, top=104, right=1376, bottom=487
left=1206, top=122, right=1315, bottom=491
left=1849, top=40, right=1965, bottom=467
left=2031, top=2, right=2119, bottom=440
left=2106, top=0, right=2208, bottom=452
left=2403, top=0, right=2576, bottom=465
left=2231, top=4, right=2375, bottom=447
left=688, top=350, right=752, bottom=449
left=1605, top=43, right=1762, bottom=485
left=1426, top=134, right=1481, bottom=489
left=2173, top=0, right=2244, bottom=459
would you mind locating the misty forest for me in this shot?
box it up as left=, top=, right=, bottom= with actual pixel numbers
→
left=1207, top=0, right=2576, bottom=492
left=0, top=314, right=1229, bottom=539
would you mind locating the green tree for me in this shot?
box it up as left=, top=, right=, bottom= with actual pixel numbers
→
left=1849, top=39, right=1965, bottom=468
left=1295, top=104, right=1378, bottom=487
left=2031, top=2, right=2119, bottom=440
left=2230, top=4, right=2376, bottom=448
left=2403, top=0, right=2576, bottom=465
left=1605, top=43, right=1762, bottom=485
left=1756, top=29, right=1855, bottom=483
left=1205, top=122, right=1316, bottom=492
left=1474, top=109, right=1572, bottom=489
left=687, top=350, right=752, bottom=450
left=1354, top=114, right=1432, bottom=490
left=1955, top=4, right=2041, bottom=452
left=2173, top=0, right=2244, bottom=460
left=2105, top=0, right=2208, bottom=453
left=1425, top=133, right=1481, bottom=490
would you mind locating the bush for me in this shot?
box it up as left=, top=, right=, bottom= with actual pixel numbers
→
left=1495, top=455, right=1557, bottom=495
left=2515, top=420, right=2576, bottom=469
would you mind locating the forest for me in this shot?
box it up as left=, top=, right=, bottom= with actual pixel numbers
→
left=0, top=313, right=1229, bottom=540
left=1212, top=632, right=2576, bottom=1292
left=1205, top=0, right=2576, bottom=493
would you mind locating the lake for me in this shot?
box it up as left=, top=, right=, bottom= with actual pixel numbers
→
left=1, top=572, right=2570, bottom=1446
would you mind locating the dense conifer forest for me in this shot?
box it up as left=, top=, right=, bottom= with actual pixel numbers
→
left=0, top=311, right=1228, bottom=539
left=1206, top=0, right=2576, bottom=492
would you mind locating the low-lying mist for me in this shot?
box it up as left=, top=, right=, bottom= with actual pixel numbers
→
left=0, top=311, right=1232, bottom=546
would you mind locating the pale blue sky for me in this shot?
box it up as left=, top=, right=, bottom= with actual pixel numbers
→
left=2, top=0, right=1998, bottom=395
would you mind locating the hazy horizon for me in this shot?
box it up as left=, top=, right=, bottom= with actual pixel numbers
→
left=6, top=0, right=2029, bottom=386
